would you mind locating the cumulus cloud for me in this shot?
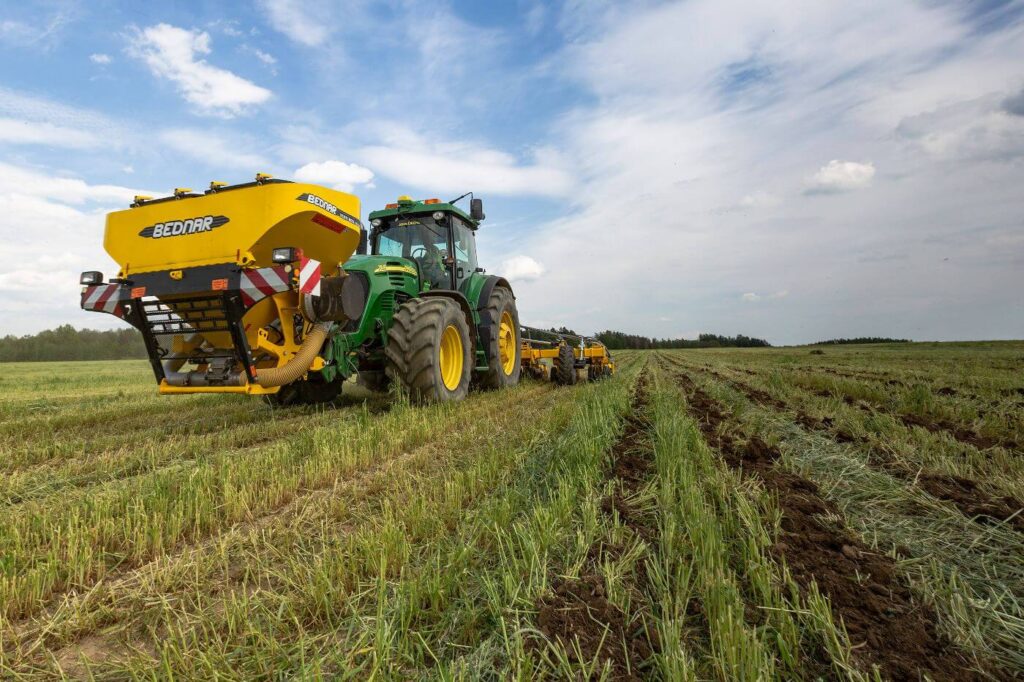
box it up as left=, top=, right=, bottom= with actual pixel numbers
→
left=89, top=53, right=111, bottom=65
left=499, top=255, right=545, bottom=281
left=127, top=24, right=271, bottom=117
left=294, top=160, right=375, bottom=192
left=805, top=160, right=875, bottom=194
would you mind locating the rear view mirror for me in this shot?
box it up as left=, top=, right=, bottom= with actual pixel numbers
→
left=470, top=198, right=485, bottom=221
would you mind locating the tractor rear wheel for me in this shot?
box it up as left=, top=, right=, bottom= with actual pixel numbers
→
left=551, top=344, right=577, bottom=386
left=478, top=287, right=521, bottom=389
left=386, top=297, right=472, bottom=403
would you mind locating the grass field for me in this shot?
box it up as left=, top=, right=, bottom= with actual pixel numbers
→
left=1, top=343, right=1022, bottom=680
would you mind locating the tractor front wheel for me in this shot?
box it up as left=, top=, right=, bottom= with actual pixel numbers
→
left=386, top=298, right=472, bottom=403
left=551, top=344, right=577, bottom=386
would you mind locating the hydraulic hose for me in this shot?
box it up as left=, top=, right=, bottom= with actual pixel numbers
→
left=255, top=321, right=333, bottom=388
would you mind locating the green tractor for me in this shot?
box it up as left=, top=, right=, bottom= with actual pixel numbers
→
left=79, top=179, right=523, bottom=405
left=325, top=194, right=522, bottom=403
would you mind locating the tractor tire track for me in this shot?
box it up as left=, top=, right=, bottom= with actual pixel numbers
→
left=673, top=370, right=996, bottom=682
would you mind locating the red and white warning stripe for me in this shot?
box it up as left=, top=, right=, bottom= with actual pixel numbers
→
left=81, top=284, right=125, bottom=318
left=298, top=257, right=321, bottom=297
left=239, top=266, right=291, bottom=308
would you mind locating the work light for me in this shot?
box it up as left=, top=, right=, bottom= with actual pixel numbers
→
left=80, top=271, right=103, bottom=285
left=272, top=247, right=300, bottom=263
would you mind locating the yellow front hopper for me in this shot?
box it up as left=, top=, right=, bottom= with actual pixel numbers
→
left=89, top=179, right=362, bottom=394
left=105, top=181, right=361, bottom=277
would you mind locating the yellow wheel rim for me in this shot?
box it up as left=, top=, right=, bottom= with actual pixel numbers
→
left=439, top=324, right=464, bottom=391
left=498, top=311, right=516, bottom=376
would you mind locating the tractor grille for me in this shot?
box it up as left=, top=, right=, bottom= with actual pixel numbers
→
left=140, top=295, right=231, bottom=336
left=388, top=273, right=406, bottom=287
left=378, top=290, right=395, bottom=318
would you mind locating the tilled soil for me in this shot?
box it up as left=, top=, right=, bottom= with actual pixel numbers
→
left=534, top=373, right=658, bottom=680
left=675, top=370, right=996, bottom=682
left=709, top=370, right=1024, bottom=532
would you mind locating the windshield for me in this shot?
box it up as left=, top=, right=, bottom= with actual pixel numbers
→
left=374, top=215, right=451, bottom=289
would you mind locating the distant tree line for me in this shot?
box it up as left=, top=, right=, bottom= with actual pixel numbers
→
left=0, top=325, right=147, bottom=362
left=813, top=337, right=910, bottom=345
left=594, top=330, right=771, bottom=350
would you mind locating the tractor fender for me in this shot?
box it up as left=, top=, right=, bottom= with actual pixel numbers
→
left=419, top=290, right=478, bottom=347
left=473, top=276, right=514, bottom=357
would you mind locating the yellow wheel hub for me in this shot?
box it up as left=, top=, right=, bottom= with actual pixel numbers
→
left=498, top=311, right=516, bottom=376
left=439, top=324, right=464, bottom=391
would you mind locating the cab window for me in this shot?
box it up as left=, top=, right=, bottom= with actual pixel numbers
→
left=451, top=217, right=477, bottom=289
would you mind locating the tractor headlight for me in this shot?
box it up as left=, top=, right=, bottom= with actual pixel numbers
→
left=432, top=211, right=444, bottom=222
left=370, top=218, right=382, bottom=228
left=80, top=271, right=103, bottom=285
left=272, top=247, right=300, bottom=263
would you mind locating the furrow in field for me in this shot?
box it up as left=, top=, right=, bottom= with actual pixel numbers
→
left=672, top=368, right=993, bottom=681
left=682, top=363, right=1024, bottom=532
left=532, top=369, right=659, bottom=679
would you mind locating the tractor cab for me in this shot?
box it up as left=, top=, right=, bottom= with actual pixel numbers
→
left=364, top=195, right=484, bottom=292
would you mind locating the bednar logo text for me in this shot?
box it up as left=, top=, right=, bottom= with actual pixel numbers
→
left=138, top=215, right=230, bottom=239
left=296, top=193, right=361, bottom=228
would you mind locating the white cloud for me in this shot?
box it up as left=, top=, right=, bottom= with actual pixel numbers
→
left=499, top=255, right=546, bottom=282
left=896, top=93, right=1024, bottom=162
left=0, top=117, right=99, bottom=149
left=127, top=23, right=271, bottom=117
left=805, top=160, right=876, bottom=194
left=294, top=160, right=375, bottom=192
left=0, top=163, right=153, bottom=334
left=0, top=161, right=153, bottom=205
left=157, top=128, right=272, bottom=171
left=258, top=0, right=332, bottom=47
left=360, top=130, right=573, bottom=197
left=252, top=48, right=276, bottom=65
left=89, top=53, right=111, bottom=65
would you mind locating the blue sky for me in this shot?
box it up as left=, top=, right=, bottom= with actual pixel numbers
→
left=1, top=0, right=1022, bottom=343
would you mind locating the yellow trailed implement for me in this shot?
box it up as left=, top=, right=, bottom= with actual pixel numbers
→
left=519, top=326, right=615, bottom=385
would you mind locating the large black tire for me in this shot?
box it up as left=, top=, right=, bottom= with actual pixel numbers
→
left=477, top=287, right=522, bottom=389
left=385, top=298, right=472, bottom=403
left=551, top=344, right=577, bottom=386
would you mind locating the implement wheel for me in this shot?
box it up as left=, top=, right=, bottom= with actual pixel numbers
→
left=551, top=344, right=577, bottom=386
left=386, top=297, right=471, bottom=403
left=478, top=287, right=522, bottom=389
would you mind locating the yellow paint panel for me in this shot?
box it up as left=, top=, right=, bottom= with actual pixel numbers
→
left=104, top=182, right=361, bottom=275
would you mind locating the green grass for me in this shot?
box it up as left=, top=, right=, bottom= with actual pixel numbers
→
left=0, top=345, right=1021, bottom=679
